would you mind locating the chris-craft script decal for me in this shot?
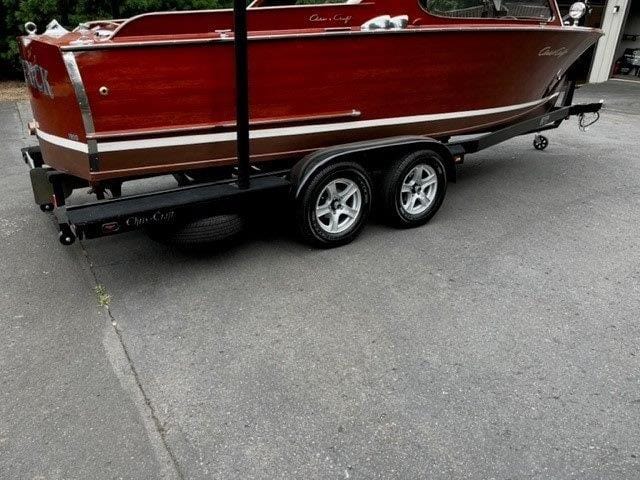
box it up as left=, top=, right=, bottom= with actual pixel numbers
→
left=309, top=13, right=353, bottom=25
left=538, top=46, right=569, bottom=57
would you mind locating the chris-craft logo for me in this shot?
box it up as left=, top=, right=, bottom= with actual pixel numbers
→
left=309, top=13, right=353, bottom=25
left=124, top=210, right=176, bottom=228
left=538, top=46, right=569, bottom=58
left=21, top=60, right=53, bottom=98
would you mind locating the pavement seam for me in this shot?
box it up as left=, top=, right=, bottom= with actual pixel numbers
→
left=79, top=242, right=186, bottom=480
left=15, top=101, right=31, bottom=140
left=15, top=102, right=24, bottom=131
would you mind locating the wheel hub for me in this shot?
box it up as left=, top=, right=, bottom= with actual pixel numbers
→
left=315, top=178, right=362, bottom=234
left=400, top=164, right=438, bottom=215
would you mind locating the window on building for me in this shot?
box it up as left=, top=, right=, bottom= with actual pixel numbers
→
left=421, top=0, right=552, bottom=20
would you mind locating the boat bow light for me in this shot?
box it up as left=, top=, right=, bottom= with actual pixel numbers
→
left=567, top=2, right=587, bottom=26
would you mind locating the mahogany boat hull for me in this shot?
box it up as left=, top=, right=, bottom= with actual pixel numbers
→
left=19, top=8, right=602, bottom=183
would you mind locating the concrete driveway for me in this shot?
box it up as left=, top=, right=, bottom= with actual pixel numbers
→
left=1, top=81, right=639, bottom=479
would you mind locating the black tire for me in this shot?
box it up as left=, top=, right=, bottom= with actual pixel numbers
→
left=146, top=214, right=246, bottom=248
left=380, top=149, right=447, bottom=228
left=533, top=135, right=549, bottom=151
left=296, top=162, right=372, bottom=248
left=58, top=227, right=76, bottom=246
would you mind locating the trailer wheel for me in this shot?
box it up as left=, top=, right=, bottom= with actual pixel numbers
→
left=381, top=150, right=447, bottom=228
left=296, top=162, right=372, bottom=248
left=533, top=135, right=549, bottom=151
left=146, top=214, right=246, bottom=248
left=58, top=225, right=76, bottom=246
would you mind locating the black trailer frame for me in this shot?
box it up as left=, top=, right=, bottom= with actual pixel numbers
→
left=20, top=0, right=604, bottom=246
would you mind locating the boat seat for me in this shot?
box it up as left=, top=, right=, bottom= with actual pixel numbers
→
left=361, top=15, right=408, bottom=31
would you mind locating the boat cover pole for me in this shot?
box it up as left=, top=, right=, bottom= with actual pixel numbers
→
left=234, top=0, right=250, bottom=189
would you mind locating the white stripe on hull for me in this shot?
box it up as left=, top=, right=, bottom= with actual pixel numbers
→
left=36, top=129, right=89, bottom=152
left=37, top=93, right=558, bottom=154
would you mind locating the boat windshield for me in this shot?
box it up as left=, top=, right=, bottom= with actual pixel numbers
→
left=421, top=0, right=553, bottom=20
left=249, top=0, right=362, bottom=7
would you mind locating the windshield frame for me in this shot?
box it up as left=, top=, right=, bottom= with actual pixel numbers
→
left=418, top=0, right=557, bottom=23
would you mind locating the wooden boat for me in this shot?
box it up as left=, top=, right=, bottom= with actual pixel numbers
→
left=18, top=0, right=602, bottom=185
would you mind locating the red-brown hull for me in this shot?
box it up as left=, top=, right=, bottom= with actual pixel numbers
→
left=18, top=3, right=602, bottom=183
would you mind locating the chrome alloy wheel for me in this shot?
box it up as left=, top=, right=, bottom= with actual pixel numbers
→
left=315, top=178, right=362, bottom=234
left=400, top=164, right=438, bottom=215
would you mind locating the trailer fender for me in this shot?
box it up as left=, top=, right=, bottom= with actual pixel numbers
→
left=290, top=136, right=457, bottom=200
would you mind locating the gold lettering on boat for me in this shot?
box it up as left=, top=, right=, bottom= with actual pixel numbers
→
left=538, top=46, right=569, bottom=58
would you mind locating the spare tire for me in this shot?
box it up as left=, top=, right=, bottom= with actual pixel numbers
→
left=146, top=213, right=247, bottom=248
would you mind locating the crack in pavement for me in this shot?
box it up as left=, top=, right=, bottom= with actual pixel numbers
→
left=79, top=242, right=185, bottom=480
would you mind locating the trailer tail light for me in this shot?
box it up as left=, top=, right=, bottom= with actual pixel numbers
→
left=101, top=222, right=120, bottom=234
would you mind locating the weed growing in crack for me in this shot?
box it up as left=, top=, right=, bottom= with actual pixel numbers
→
left=94, top=284, right=111, bottom=308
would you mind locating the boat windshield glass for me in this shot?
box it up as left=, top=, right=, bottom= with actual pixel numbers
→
left=249, top=0, right=361, bottom=7
left=421, top=0, right=553, bottom=20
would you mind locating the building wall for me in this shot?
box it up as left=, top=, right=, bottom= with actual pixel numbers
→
left=615, top=0, right=640, bottom=59
left=589, top=0, right=632, bottom=82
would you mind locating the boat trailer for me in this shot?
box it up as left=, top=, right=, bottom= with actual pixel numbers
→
left=22, top=98, right=603, bottom=246
left=20, top=0, right=603, bottom=247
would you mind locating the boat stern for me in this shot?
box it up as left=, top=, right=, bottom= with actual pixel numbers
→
left=18, top=30, right=92, bottom=180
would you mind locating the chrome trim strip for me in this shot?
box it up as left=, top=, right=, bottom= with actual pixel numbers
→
left=86, top=109, right=362, bottom=141
left=97, top=94, right=559, bottom=152
left=107, top=3, right=374, bottom=40
left=36, top=94, right=558, bottom=154
left=60, top=25, right=600, bottom=51
left=62, top=52, right=95, bottom=134
left=62, top=38, right=222, bottom=51
left=62, top=51, right=99, bottom=170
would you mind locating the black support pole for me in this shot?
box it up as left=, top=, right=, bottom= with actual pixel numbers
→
left=234, top=0, right=251, bottom=190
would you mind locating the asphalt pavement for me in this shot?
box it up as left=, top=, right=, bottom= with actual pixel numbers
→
left=0, top=81, right=639, bottom=479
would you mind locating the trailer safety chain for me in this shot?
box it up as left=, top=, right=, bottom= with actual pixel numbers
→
left=578, top=111, right=600, bottom=132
